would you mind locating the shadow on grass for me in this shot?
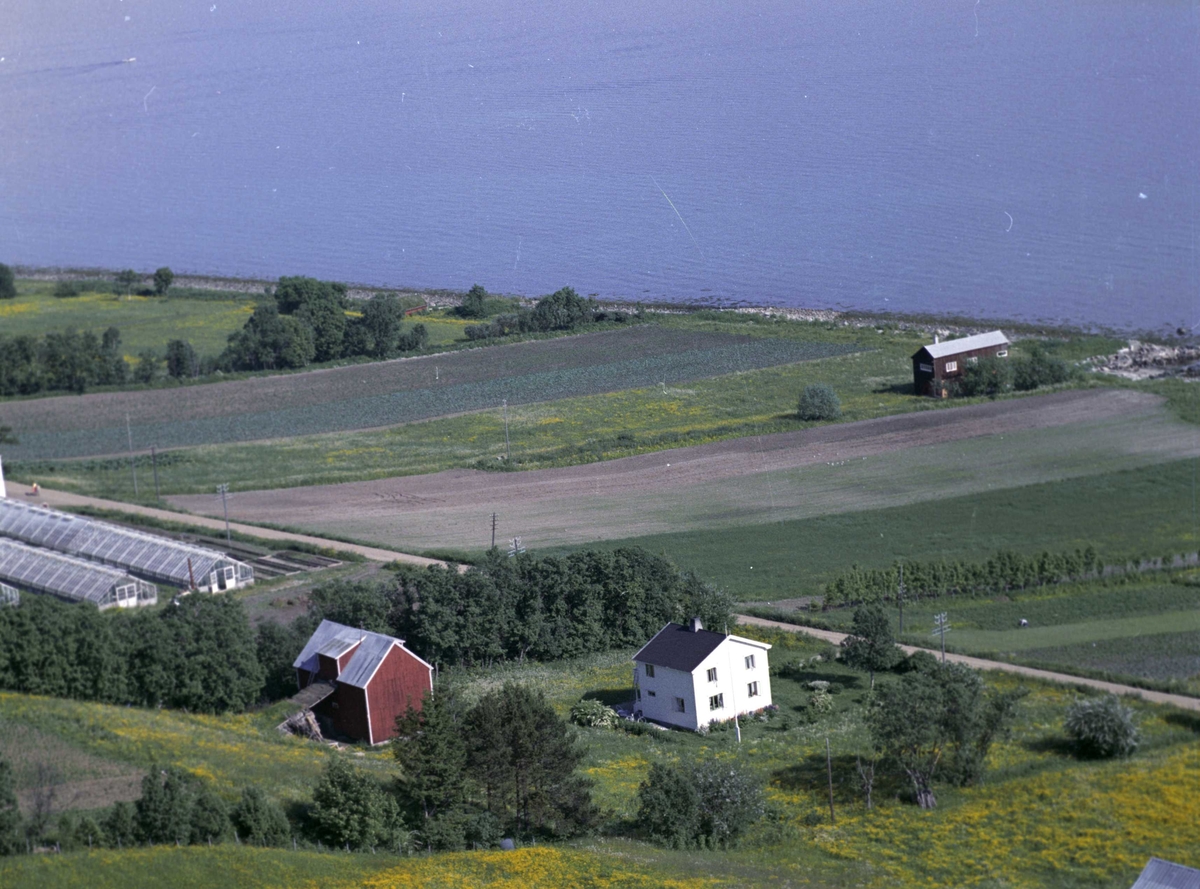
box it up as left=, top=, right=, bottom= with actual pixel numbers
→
left=1164, top=711, right=1200, bottom=734
left=873, top=381, right=915, bottom=396
left=1024, top=735, right=1079, bottom=758
left=582, top=688, right=633, bottom=708
left=772, top=752, right=906, bottom=808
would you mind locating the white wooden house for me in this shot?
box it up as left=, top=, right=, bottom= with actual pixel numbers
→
left=631, top=618, right=772, bottom=730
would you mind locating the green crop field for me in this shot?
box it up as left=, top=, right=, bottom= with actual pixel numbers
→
left=2, top=627, right=1198, bottom=888
left=1, top=281, right=259, bottom=358
left=568, top=458, right=1200, bottom=602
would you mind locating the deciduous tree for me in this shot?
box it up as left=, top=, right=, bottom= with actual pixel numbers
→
left=152, top=267, right=174, bottom=295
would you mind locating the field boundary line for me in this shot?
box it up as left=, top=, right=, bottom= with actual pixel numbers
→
left=735, top=614, right=1200, bottom=712
left=5, top=483, right=452, bottom=569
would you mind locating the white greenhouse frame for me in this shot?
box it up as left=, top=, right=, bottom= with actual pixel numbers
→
left=0, top=539, right=157, bottom=609
left=0, top=500, right=253, bottom=592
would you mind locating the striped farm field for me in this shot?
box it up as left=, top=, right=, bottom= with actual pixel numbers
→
left=0, top=325, right=861, bottom=460
left=167, top=389, right=1200, bottom=570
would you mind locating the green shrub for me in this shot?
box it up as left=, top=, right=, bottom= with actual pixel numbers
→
left=231, top=786, right=291, bottom=847
left=570, top=698, right=620, bottom=728
left=636, top=759, right=764, bottom=849
left=1064, top=694, right=1139, bottom=758
left=797, top=383, right=841, bottom=420
left=52, top=281, right=80, bottom=298
left=956, top=356, right=1013, bottom=397
left=1013, top=346, right=1071, bottom=391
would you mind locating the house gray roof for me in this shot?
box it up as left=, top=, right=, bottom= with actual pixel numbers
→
left=633, top=622, right=728, bottom=672
left=1131, top=858, right=1200, bottom=889
left=916, top=330, right=1009, bottom=360
left=293, top=619, right=432, bottom=690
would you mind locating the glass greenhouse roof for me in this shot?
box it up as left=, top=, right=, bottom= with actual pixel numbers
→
left=0, top=538, right=155, bottom=607
left=0, top=499, right=252, bottom=588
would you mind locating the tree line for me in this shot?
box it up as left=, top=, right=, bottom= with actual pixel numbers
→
left=0, top=274, right=430, bottom=396
left=463, top=286, right=633, bottom=341
left=220, top=276, right=427, bottom=372
left=822, top=546, right=1107, bottom=608
left=0, top=595, right=263, bottom=713
left=304, top=547, right=734, bottom=669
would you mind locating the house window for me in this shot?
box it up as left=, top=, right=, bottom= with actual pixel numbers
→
left=919, top=363, right=933, bottom=373
left=997, top=349, right=1008, bottom=357
left=706, top=667, right=718, bottom=682
left=945, top=360, right=958, bottom=372
left=636, top=689, right=642, bottom=701
left=744, top=654, right=755, bottom=670
left=709, top=694, right=724, bottom=711
left=674, top=697, right=685, bottom=713
left=748, top=681, right=759, bottom=697
left=647, top=690, right=656, bottom=697
left=968, top=356, right=978, bottom=364
left=644, top=664, right=655, bottom=678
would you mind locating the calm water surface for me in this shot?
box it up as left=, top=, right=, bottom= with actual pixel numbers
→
left=1, top=0, right=1197, bottom=330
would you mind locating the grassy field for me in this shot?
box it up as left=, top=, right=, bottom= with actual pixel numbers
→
left=6, top=349, right=1157, bottom=507
left=0, top=282, right=259, bottom=358
left=562, top=457, right=1200, bottom=602
left=772, top=574, right=1200, bottom=694
left=2, top=323, right=863, bottom=461
left=1, top=626, right=1198, bottom=888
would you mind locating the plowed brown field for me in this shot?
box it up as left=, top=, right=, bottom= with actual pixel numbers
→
left=170, top=388, right=1198, bottom=553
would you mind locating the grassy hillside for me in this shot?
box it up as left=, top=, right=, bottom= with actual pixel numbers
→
left=1, top=627, right=1198, bottom=888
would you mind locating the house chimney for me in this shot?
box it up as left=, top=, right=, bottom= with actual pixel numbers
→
left=934, top=334, right=939, bottom=344
left=689, top=616, right=703, bottom=633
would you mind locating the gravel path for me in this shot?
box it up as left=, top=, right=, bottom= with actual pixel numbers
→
left=5, top=482, right=449, bottom=569
left=736, top=614, right=1200, bottom=712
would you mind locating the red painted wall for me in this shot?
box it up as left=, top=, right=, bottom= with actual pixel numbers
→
left=366, top=644, right=433, bottom=744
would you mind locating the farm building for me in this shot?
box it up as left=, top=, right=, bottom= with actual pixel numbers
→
left=293, top=620, right=434, bottom=745
left=0, top=538, right=157, bottom=609
left=632, top=618, right=772, bottom=731
left=1130, top=858, right=1200, bottom=889
left=912, top=330, right=1010, bottom=397
left=1, top=581, right=18, bottom=607
left=0, top=499, right=253, bottom=592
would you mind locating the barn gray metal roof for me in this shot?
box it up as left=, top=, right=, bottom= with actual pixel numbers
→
left=294, top=620, right=433, bottom=690
left=1131, top=858, right=1200, bottom=889
left=0, top=499, right=252, bottom=589
left=916, top=330, right=1009, bottom=360
left=0, top=538, right=156, bottom=608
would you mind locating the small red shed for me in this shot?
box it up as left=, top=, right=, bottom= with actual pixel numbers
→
left=293, top=620, right=433, bottom=745
left=912, top=330, right=1010, bottom=397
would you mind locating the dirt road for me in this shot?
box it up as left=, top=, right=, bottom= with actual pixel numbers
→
left=5, top=482, right=449, bottom=568
left=735, top=614, right=1200, bottom=712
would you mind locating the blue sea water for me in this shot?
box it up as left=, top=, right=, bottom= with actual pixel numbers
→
left=1, top=0, right=1196, bottom=331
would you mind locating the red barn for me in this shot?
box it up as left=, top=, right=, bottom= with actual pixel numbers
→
left=912, top=330, right=1010, bottom=397
left=292, top=620, right=433, bottom=745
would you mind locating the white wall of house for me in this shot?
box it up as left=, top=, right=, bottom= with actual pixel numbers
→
left=635, top=661, right=701, bottom=730
left=634, top=635, right=772, bottom=731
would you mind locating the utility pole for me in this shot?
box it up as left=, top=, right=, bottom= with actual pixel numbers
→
left=151, top=445, right=160, bottom=499
left=825, top=737, right=836, bottom=825
left=932, top=612, right=951, bottom=664
left=502, top=399, right=510, bottom=462
left=216, top=483, right=231, bottom=546
left=126, top=414, right=138, bottom=495
left=491, top=512, right=497, bottom=550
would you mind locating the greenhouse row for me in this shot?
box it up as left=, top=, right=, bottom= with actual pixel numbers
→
left=0, top=499, right=254, bottom=592
left=0, top=538, right=158, bottom=609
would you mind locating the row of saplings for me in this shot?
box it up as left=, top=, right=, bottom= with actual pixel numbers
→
left=835, top=603, right=1141, bottom=809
